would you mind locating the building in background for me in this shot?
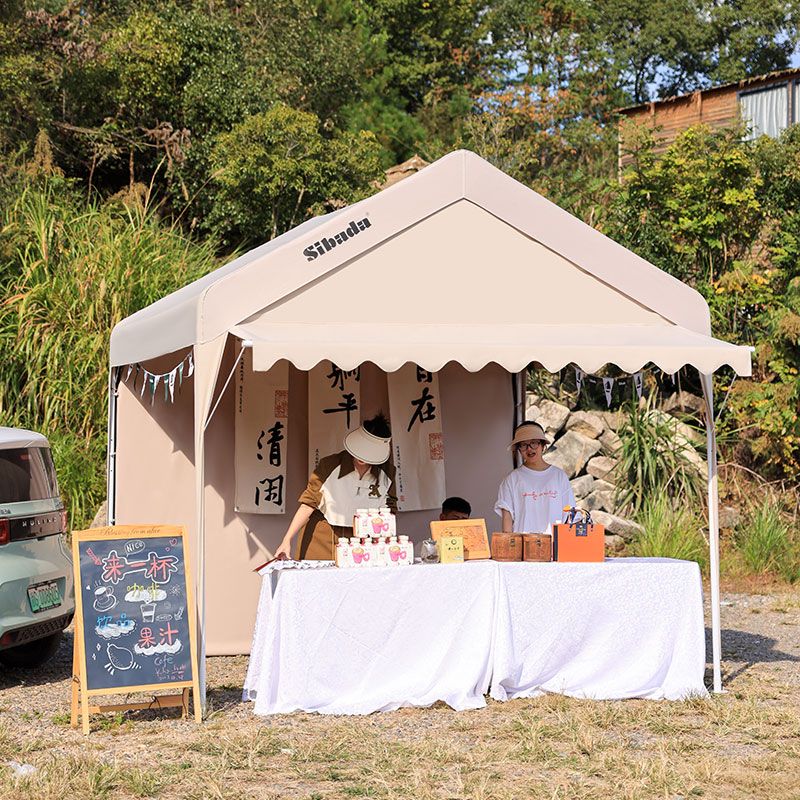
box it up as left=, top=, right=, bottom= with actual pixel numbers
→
left=617, top=67, right=800, bottom=169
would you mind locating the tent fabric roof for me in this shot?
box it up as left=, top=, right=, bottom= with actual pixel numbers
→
left=110, top=150, right=751, bottom=376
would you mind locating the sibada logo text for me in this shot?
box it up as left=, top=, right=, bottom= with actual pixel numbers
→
left=302, top=217, right=371, bottom=261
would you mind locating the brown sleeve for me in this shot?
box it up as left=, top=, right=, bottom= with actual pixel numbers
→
left=298, top=452, right=341, bottom=509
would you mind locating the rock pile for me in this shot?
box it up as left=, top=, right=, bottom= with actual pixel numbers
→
left=527, top=392, right=707, bottom=547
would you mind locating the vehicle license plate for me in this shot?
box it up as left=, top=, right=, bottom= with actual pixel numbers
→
left=27, top=581, right=61, bottom=613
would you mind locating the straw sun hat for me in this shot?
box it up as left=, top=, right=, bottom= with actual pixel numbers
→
left=508, top=421, right=552, bottom=451
left=344, top=425, right=391, bottom=465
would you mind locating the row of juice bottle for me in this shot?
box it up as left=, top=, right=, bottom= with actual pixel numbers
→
left=335, top=534, right=414, bottom=567
left=335, top=508, right=412, bottom=567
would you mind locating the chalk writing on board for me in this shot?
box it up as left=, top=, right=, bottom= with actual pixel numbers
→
left=76, top=533, right=193, bottom=692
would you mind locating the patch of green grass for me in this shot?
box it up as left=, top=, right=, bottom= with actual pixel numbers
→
left=736, top=498, right=799, bottom=581
left=632, top=494, right=709, bottom=570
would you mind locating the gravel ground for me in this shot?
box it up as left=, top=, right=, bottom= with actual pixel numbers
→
left=0, top=588, right=798, bottom=745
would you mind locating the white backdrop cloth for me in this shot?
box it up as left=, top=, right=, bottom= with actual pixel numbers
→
left=243, top=558, right=707, bottom=715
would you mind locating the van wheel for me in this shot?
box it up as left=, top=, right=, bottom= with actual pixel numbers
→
left=0, top=632, right=63, bottom=668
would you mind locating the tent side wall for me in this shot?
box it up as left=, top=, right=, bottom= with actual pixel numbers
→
left=114, top=349, right=197, bottom=543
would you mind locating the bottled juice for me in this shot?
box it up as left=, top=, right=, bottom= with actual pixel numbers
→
left=335, top=537, right=351, bottom=568
left=398, top=535, right=413, bottom=565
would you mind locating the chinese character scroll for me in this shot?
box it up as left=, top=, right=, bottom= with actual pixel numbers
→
left=387, top=364, right=445, bottom=511
left=307, top=361, right=361, bottom=474
left=234, top=351, right=289, bottom=514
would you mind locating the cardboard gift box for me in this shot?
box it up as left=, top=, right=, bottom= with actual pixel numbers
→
left=438, top=536, right=465, bottom=564
left=552, top=508, right=604, bottom=562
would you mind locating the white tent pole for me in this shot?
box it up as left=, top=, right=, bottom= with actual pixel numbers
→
left=192, top=335, right=228, bottom=716
left=700, top=372, right=723, bottom=693
left=107, top=368, right=118, bottom=526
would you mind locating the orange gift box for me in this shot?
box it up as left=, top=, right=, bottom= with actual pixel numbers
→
left=552, top=507, right=604, bottom=562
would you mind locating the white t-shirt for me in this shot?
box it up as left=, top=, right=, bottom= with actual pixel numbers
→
left=494, top=465, right=576, bottom=534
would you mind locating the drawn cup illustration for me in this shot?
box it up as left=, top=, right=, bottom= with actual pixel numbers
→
left=93, top=586, right=116, bottom=612
left=141, top=602, right=156, bottom=622
left=352, top=548, right=364, bottom=564
left=371, top=517, right=384, bottom=534
left=389, top=545, right=401, bottom=562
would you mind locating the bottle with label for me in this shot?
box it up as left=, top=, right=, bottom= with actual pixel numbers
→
left=398, top=535, right=413, bottom=565
left=335, top=537, right=351, bottom=568
left=374, top=536, right=388, bottom=567
left=379, top=506, right=396, bottom=537
left=350, top=536, right=365, bottom=567
left=353, top=508, right=368, bottom=538
left=386, top=536, right=402, bottom=565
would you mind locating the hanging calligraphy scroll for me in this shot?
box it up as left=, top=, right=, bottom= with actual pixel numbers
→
left=234, top=351, right=289, bottom=514
left=308, top=361, right=361, bottom=474
left=387, top=364, right=446, bottom=511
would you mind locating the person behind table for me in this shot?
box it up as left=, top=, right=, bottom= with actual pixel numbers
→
left=440, top=496, right=471, bottom=521
left=276, top=413, right=396, bottom=560
left=494, top=421, right=575, bottom=534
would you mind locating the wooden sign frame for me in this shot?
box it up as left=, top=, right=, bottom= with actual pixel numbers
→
left=429, top=518, right=491, bottom=560
left=71, top=525, right=202, bottom=734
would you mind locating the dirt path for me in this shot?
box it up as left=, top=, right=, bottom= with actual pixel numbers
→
left=0, top=589, right=798, bottom=799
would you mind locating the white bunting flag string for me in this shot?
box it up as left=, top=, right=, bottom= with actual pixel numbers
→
left=575, top=369, right=584, bottom=398
left=121, top=352, right=194, bottom=407
left=602, top=377, right=614, bottom=407
left=571, top=365, right=682, bottom=408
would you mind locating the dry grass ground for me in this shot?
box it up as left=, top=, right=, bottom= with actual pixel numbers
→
left=0, top=589, right=798, bottom=800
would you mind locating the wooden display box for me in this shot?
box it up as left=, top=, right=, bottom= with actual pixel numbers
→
left=429, top=519, right=491, bottom=560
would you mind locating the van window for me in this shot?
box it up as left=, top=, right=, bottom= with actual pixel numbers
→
left=0, top=447, right=59, bottom=503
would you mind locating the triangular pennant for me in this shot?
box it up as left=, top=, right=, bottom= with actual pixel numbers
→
left=633, top=371, right=643, bottom=399
left=575, top=368, right=584, bottom=398
left=169, top=369, right=176, bottom=402
left=141, top=370, right=148, bottom=397
left=602, top=377, right=614, bottom=407
left=163, top=374, right=169, bottom=402
left=133, top=364, right=141, bottom=392
left=178, top=362, right=184, bottom=389
left=125, top=364, right=133, bottom=382
left=187, top=352, right=194, bottom=378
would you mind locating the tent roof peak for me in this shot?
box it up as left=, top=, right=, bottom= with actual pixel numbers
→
left=110, top=149, right=739, bottom=374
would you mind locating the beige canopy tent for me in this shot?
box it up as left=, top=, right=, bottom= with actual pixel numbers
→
left=109, top=149, right=751, bottom=707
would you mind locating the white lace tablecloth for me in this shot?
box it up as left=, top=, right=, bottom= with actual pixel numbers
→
left=243, top=558, right=707, bottom=715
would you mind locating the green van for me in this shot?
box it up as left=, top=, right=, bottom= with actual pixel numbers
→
left=0, top=427, right=75, bottom=667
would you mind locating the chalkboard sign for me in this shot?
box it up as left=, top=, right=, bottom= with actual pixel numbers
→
left=71, top=525, right=201, bottom=733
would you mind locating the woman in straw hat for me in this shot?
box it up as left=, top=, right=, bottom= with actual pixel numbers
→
left=494, top=421, right=575, bottom=535
left=276, top=413, right=396, bottom=560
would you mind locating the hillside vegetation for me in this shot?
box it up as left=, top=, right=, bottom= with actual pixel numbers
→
left=0, top=2, right=798, bottom=566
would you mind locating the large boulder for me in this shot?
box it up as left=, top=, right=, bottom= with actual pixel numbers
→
left=596, top=410, right=623, bottom=431
left=570, top=474, right=595, bottom=499
left=583, top=487, right=614, bottom=512
left=719, top=505, right=741, bottom=529
left=537, top=400, right=571, bottom=437
left=598, top=428, right=621, bottom=455
left=525, top=404, right=541, bottom=423
left=662, top=391, right=706, bottom=418
left=545, top=430, right=602, bottom=478
left=590, top=510, right=643, bottom=541
left=585, top=455, right=616, bottom=481
left=566, top=411, right=604, bottom=440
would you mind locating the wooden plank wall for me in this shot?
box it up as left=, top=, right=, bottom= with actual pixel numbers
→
left=617, top=72, right=800, bottom=170
left=618, top=90, right=739, bottom=169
